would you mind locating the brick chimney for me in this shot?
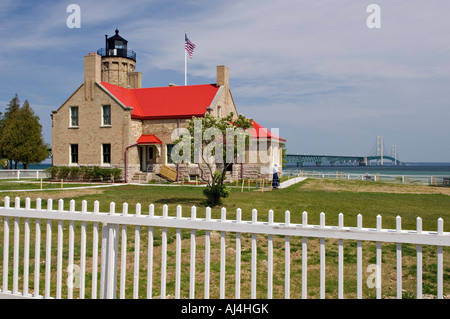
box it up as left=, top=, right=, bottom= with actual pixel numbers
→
left=84, top=53, right=101, bottom=101
left=216, top=65, right=229, bottom=88
left=84, top=53, right=101, bottom=83
left=127, top=71, right=142, bottom=89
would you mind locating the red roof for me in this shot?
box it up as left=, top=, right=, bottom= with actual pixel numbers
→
left=250, top=121, right=286, bottom=142
left=101, top=81, right=220, bottom=119
left=137, top=134, right=162, bottom=144
left=100, top=81, right=286, bottom=142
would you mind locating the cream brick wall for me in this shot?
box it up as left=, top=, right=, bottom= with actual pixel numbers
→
left=52, top=56, right=282, bottom=181
left=51, top=83, right=132, bottom=170
left=101, top=56, right=136, bottom=88
left=213, top=88, right=238, bottom=119
left=141, top=118, right=188, bottom=164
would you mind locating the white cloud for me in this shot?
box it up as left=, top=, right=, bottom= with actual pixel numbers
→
left=1, top=0, right=450, bottom=161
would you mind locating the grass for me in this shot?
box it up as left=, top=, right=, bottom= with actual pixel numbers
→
left=0, top=178, right=449, bottom=299
left=0, top=179, right=110, bottom=191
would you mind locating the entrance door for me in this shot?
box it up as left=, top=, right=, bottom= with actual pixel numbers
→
left=139, top=146, right=145, bottom=172
left=139, top=145, right=157, bottom=172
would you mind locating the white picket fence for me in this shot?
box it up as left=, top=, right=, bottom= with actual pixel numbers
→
left=0, top=196, right=449, bottom=299
left=0, top=170, right=48, bottom=180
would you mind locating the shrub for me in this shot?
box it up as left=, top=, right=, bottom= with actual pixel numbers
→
left=57, top=166, right=71, bottom=180
left=69, top=166, right=81, bottom=180
left=111, top=168, right=122, bottom=181
left=44, top=166, right=58, bottom=179
left=45, top=166, right=123, bottom=182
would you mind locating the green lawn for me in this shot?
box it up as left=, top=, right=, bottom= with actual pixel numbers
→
left=0, top=179, right=449, bottom=299
left=0, top=179, right=110, bottom=191
left=25, top=179, right=446, bottom=230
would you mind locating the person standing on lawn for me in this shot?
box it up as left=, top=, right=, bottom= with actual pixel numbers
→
left=272, top=164, right=280, bottom=189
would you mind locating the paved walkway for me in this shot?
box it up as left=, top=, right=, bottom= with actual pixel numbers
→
left=0, top=176, right=308, bottom=193
left=279, top=176, right=307, bottom=189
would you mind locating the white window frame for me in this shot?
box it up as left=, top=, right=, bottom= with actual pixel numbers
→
left=101, top=105, right=111, bottom=127
left=166, top=144, right=175, bottom=164
left=70, top=106, right=79, bottom=127
left=70, top=144, right=78, bottom=165
left=101, top=143, right=111, bottom=166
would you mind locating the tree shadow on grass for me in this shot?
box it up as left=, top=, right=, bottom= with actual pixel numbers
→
left=153, top=197, right=226, bottom=210
left=153, top=197, right=205, bottom=207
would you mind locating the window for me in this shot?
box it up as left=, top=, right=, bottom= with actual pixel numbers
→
left=102, top=144, right=111, bottom=164
left=70, top=106, right=78, bottom=127
left=217, top=106, right=222, bottom=118
left=115, top=40, right=125, bottom=50
left=102, top=105, right=111, bottom=126
left=166, top=144, right=174, bottom=164
left=70, top=144, right=78, bottom=164
left=148, top=147, right=154, bottom=160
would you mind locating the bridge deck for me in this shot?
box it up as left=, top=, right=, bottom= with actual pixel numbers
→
left=286, top=154, right=401, bottom=166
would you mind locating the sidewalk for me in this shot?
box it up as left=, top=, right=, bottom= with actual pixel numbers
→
left=279, top=176, right=307, bottom=189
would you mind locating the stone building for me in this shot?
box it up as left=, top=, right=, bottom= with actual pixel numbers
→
left=51, top=30, right=285, bottom=182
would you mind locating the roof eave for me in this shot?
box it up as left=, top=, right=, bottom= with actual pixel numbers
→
left=131, top=113, right=206, bottom=120
left=206, top=85, right=225, bottom=111
left=97, top=82, right=133, bottom=111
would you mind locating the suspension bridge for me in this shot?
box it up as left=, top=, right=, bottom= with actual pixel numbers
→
left=286, top=136, right=402, bottom=167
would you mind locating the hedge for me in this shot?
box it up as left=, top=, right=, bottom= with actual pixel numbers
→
left=45, top=166, right=122, bottom=182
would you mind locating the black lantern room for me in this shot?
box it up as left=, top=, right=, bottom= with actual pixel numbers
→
left=97, top=29, right=136, bottom=61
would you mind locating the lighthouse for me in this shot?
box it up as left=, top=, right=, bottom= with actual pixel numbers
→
left=96, top=29, right=142, bottom=88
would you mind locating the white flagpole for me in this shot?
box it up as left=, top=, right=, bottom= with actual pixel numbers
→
left=185, top=30, right=187, bottom=86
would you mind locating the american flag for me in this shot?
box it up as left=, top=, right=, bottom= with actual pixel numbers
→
left=185, top=34, right=196, bottom=58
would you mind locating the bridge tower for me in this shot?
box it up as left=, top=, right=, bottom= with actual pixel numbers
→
left=376, top=135, right=383, bottom=166
left=392, top=144, right=398, bottom=165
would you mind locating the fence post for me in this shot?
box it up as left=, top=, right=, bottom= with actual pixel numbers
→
left=338, top=213, right=344, bottom=299
left=267, top=209, right=274, bottom=299
left=376, top=215, right=382, bottom=299
left=437, top=218, right=444, bottom=299
left=302, top=211, right=308, bottom=299
left=356, top=214, right=363, bottom=299
left=416, top=217, right=422, bottom=299
left=396, top=216, right=402, bottom=299
left=319, top=212, right=326, bottom=299
left=251, top=209, right=257, bottom=299
left=100, top=202, right=119, bottom=299
left=190, top=206, right=197, bottom=299
left=235, top=208, right=242, bottom=299
left=284, top=210, right=290, bottom=299
left=220, top=207, right=226, bottom=299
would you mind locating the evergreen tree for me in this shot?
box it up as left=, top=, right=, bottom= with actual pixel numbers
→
left=0, top=95, right=49, bottom=169
left=4, top=93, right=21, bottom=120
left=0, top=94, right=21, bottom=168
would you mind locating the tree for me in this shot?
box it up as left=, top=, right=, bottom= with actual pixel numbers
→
left=0, top=94, right=20, bottom=168
left=281, top=144, right=288, bottom=168
left=0, top=96, right=49, bottom=169
left=173, top=112, right=253, bottom=206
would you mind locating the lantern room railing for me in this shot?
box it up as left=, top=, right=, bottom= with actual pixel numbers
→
left=96, top=48, right=136, bottom=61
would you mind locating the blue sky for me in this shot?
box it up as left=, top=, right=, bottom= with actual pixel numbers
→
left=1, top=0, right=450, bottom=162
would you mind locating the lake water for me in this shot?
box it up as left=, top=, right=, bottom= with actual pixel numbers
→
left=284, top=162, right=450, bottom=182
left=7, top=161, right=450, bottom=182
